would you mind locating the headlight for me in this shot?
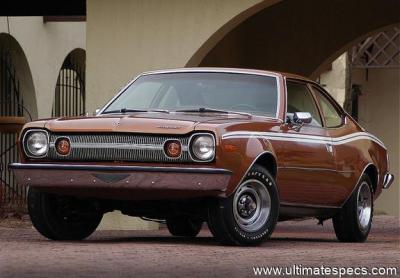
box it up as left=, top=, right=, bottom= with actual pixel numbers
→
left=24, top=130, right=49, bottom=157
left=190, top=134, right=215, bottom=161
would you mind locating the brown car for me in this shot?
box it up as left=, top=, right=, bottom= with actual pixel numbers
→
left=10, top=68, right=394, bottom=245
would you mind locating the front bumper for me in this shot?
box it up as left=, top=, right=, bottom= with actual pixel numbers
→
left=383, top=173, right=394, bottom=189
left=9, top=163, right=232, bottom=192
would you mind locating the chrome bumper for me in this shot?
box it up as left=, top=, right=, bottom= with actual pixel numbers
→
left=9, top=163, right=232, bottom=192
left=383, top=173, right=394, bottom=189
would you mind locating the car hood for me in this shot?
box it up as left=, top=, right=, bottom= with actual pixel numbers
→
left=43, top=112, right=257, bottom=135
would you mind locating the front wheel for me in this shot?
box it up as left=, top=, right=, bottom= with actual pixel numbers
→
left=332, top=174, right=373, bottom=242
left=28, top=187, right=103, bottom=240
left=208, top=165, right=279, bottom=246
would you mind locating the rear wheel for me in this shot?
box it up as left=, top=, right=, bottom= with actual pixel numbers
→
left=208, top=165, right=279, bottom=246
left=166, top=217, right=203, bottom=237
left=28, top=187, right=103, bottom=240
left=332, top=174, right=373, bottom=242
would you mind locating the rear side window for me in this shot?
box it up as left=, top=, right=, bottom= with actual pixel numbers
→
left=286, top=82, right=322, bottom=127
left=311, top=86, right=343, bottom=128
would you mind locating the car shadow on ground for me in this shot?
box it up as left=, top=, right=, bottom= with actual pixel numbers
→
left=84, top=235, right=218, bottom=246
left=74, top=233, right=339, bottom=246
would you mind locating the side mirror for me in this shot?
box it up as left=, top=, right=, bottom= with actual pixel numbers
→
left=93, top=109, right=100, bottom=116
left=293, top=112, right=312, bottom=124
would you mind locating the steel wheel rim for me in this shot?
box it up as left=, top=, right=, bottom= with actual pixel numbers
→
left=233, top=179, right=271, bottom=232
left=357, top=181, right=372, bottom=230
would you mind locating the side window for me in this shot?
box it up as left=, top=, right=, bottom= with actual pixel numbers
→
left=286, top=82, right=322, bottom=127
left=312, top=86, right=343, bottom=128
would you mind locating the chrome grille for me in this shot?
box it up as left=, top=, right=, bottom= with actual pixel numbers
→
left=47, top=133, right=192, bottom=163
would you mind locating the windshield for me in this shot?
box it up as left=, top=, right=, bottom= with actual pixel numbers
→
left=102, top=72, right=279, bottom=117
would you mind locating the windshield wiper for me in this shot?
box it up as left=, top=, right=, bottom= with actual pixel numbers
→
left=175, top=107, right=251, bottom=117
left=102, top=108, right=170, bottom=114
left=148, top=109, right=170, bottom=113
left=102, top=108, right=148, bottom=114
left=175, top=107, right=228, bottom=113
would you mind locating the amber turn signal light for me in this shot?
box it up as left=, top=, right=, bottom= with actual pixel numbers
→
left=164, top=140, right=182, bottom=158
left=56, top=138, right=71, bottom=155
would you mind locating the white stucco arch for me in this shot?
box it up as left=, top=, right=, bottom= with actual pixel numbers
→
left=0, top=17, right=86, bottom=118
left=0, top=32, right=37, bottom=119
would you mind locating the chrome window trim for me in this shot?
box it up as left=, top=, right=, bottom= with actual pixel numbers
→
left=283, top=76, right=288, bottom=123
left=275, top=76, right=281, bottom=119
left=22, top=129, right=50, bottom=159
left=98, top=68, right=281, bottom=119
left=188, top=132, right=216, bottom=163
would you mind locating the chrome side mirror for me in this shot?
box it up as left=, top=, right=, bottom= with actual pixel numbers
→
left=293, top=112, right=312, bottom=124
left=289, top=112, right=312, bottom=132
left=93, top=109, right=100, bottom=116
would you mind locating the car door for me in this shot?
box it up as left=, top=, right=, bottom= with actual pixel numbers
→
left=309, top=84, right=358, bottom=205
left=276, top=80, right=338, bottom=206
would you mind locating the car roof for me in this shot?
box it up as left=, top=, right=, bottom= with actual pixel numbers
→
left=141, top=67, right=313, bottom=82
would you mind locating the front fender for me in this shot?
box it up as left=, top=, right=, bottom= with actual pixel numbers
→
left=216, top=136, right=277, bottom=197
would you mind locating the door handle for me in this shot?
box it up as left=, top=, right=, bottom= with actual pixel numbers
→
left=326, top=143, right=334, bottom=154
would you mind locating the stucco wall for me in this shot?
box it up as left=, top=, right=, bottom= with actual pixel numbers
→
left=319, top=54, right=347, bottom=106
left=0, top=17, right=85, bottom=119
left=86, top=0, right=266, bottom=113
left=353, top=68, right=400, bottom=216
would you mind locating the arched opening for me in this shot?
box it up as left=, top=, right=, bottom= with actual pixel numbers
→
left=0, top=33, right=36, bottom=210
left=52, top=48, right=86, bottom=117
left=186, top=0, right=399, bottom=215
left=190, top=0, right=400, bottom=78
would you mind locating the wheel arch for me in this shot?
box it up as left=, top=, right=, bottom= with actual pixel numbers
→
left=253, top=152, right=278, bottom=179
left=364, top=164, right=378, bottom=193
left=221, top=135, right=279, bottom=197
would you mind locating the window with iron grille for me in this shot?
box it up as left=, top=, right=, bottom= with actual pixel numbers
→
left=52, top=49, right=86, bottom=117
left=0, top=46, right=25, bottom=209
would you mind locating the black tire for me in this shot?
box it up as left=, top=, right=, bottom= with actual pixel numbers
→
left=208, top=165, right=279, bottom=246
left=332, top=174, right=374, bottom=242
left=166, top=217, right=203, bottom=237
left=27, top=187, right=103, bottom=240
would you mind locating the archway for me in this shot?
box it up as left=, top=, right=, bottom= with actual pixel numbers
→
left=188, top=0, right=400, bottom=79
left=52, top=48, right=86, bottom=117
left=0, top=33, right=36, bottom=209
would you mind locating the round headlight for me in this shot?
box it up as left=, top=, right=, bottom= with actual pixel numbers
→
left=191, top=134, right=215, bottom=161
left=25, top=131, right=49, bottom=157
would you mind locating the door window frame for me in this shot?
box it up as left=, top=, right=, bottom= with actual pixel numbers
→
left=285, top=79, right=324, bottom=129
left=307, top=83, right=345, bottom=129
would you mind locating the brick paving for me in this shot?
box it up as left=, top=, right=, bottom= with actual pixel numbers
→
left=0, top=216, right=398, bottom=278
